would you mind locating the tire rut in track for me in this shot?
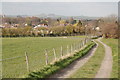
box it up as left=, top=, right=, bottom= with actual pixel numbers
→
left=94, top=39, right=113, bottom=79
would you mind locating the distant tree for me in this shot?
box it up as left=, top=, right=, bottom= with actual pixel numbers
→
left=65, top=25, right=74, bottom=35
left=99, top=15, right=118, bottom=38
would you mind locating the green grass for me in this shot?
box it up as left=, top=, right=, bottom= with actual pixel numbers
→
left=101, top=39, right=118, bottom=78
left=70, top=40, right=105, bottom=78
left=26, top=41, right=95, bottom=78
left=2, top=37, right=83, bottom=78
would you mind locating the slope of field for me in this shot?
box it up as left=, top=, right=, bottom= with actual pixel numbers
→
left=2, top=37, right=82, bottom=78
left=101, top=39, right=118, bottom=78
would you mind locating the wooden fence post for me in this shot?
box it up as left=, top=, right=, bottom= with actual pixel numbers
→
left=87, top=38, right=90, bottom=42
left=77, top=43, right=78, bottom=50
left=81, top=41, right=83, bottom=47
left=79, top=42, right=80, bottom=49
left=86, top=38, right=87, bottom=43
left=77, top=43, right=79, bottom=50
left=45, top=49, right=48, bottom=65
left=85, top=38, right=86, bottom=44
left=82, top=41, right=83, bottom=46
left=80, top=41, right=81, bottom=49
left=67, top=45, right=69, bottom=54
left=61, top=46, right=63, bottom=58
left=76, top=43, right=79, bottom=50
left=71, top=44, right=72, bottom=54
left=25, top=52, right=30, bottom=73
left=80, top=41, right=81, bottom=48
left=75, top=44, right=78, bottom=50
left=73, top=43, right=76, bottom=51
left=53, top=48, right=57, bottom=61
left=83, top=40, right=84, bottom=46
left=75, top=43, right=77, bottom=51
left=87, top=38, right=88, bottom=43
left=76, top=43, right=77, bottom=50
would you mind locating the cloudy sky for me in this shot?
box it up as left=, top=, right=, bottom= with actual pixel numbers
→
left=1, top=0, right=119, bottom=2
left=1, top=0, right=118, bottom=17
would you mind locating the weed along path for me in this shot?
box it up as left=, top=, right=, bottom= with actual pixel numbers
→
left=95, top=39, right=113, bottom=78
left=49, top=41, right=98, bottom=78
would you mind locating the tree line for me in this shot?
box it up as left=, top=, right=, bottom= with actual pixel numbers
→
left=1, top=15, right=119, bottom=38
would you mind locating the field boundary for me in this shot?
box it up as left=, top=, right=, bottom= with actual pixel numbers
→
left=25, top=41, right=96, bottom=78
left=2, top=37, right=91, bottom=78
left=49, top=40, right=98, bottom=78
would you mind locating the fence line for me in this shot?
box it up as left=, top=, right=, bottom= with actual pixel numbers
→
left=25, top=52, right=30, bottom=73
left=2, top=37, right=91, bottom=77
left=1, top=39, right=91, bottom=63
left=0, top=55, right=25, bottom=62
left=45, top=49, right=48, bottom=65
left=53, top=48, right=57, bottom=61
left=2, top=38, right=90, bottom=62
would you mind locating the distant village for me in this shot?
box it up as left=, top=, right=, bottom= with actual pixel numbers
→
left=1, top=15, right=101, bottom=28
left=0, top=15, right=118, bottom=38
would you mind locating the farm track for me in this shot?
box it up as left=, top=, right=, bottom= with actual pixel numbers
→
left=95, top=39, right=113, bottom=78
left=49, top=40, right=98, bottom=79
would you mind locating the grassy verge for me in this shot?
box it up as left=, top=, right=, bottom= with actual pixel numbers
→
left=70, top=40, right=105, bottom=78
left=25, top=41, right=96, bottom=78
left=101, top=39, right=118, bottom=78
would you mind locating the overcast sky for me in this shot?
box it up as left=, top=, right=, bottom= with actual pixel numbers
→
left=2, top=2, right=118, bottom=17
left=1, top=0, right=120, bottom=2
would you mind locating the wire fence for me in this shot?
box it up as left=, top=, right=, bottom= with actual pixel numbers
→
left=1, top=37, right=91, bottom=78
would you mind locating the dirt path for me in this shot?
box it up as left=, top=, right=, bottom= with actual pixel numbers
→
left=95, top=39, right=113, bottom=78
left=49, top=41, right=98, bottom=79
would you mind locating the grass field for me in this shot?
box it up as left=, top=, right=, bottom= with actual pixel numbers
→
left=70, top=40, right=105, bottom=78
left=2, top=37, right=83, bottom=78
left=101, top=39, right=118, bottom=78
